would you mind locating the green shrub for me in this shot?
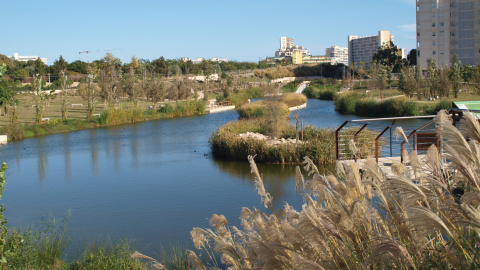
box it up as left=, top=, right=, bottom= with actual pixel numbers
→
left=6, top=123, right=24, bottom=141
left=245, top=87, right=264, bottom=98
left=334, top=92, right=359, bottom=114
left=355, top=99, right=380, bottom=117
left=318, top=90, right=338, bottom=100
left=228, top=92, right=249, bottom=108
left=337, top=95, right=418, bottom=117
left=303, top=86, right=319, bottom=99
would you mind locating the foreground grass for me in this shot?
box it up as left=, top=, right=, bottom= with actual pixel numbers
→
left=5, top=229, right=166, bottom=269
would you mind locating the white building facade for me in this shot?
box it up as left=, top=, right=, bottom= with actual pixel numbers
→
left=416, top=0, right=480, bottom=68
left=8, top=53, right=47, bottom=65
left=348, top=31, right=394, bottom=67
left=326, top=46, right=349, bottom=65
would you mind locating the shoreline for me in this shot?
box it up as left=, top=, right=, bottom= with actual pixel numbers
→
left=1, top=104, right=207, bottom=143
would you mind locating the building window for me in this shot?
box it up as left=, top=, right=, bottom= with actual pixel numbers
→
left=433, top=42, right=436, bottom=46
left=432, top=23, right=436, bottom=27
left=432, top=32, right=436, bottom=36
left=440, top=22, right=444, bottom=26
left=433, top=51, right=436, bottom=55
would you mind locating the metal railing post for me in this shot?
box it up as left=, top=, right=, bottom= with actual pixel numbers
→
left=336, top=121, right=349, bottom=160
left=376, top=127, right=389, bottom=163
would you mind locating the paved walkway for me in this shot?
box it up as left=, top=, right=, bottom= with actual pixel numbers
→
left=296, top=81, right=310, bottom=94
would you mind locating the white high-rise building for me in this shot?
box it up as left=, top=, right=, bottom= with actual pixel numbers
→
left=8, top=53, right=47, bottom=65
left=280, top=37, right=294, bottom=51
left=326, top=46, right=349, bottom=65
left=416, top=0, right=480, bottom=68
left=348, top=30, right=394, bottom=67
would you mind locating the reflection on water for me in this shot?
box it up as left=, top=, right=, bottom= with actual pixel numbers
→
left=63, top=133, right=72, bottom=181
left=212, top=157, right=336, bottom=209
left=37, top=137, right=48, bottom=183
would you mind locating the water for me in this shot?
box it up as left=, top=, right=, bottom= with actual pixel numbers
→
left=0, top=99, right=424, bottom=256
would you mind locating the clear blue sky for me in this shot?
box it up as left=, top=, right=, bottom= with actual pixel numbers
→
left=1, top=0, right=416, bottom=65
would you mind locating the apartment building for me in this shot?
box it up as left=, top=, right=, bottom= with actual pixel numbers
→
left=275, top=37, right=310, bottom=57
left=416, top=0, right=480, bottom=68
left=280, top=37, right=294, bottom=51
left=8, top=53, right=47, bottom=65
left=348, top=31, right=394, bottom=67
left=326, top=46, right=349, bottom=65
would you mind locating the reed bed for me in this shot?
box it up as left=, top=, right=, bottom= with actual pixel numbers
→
left=210, top=118, right=337, bottom=164
left=192, top=110, right=480, bottom=269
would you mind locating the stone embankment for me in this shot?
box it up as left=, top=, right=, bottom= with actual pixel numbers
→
left=238, top=132, right=303, bottom=146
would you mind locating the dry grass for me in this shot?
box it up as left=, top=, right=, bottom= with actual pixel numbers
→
left=192, top=110, right=480, bottom=269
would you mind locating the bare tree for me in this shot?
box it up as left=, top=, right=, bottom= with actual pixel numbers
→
left=146, top=76, right=165, bottom=106
left=78, top=72, right=99, bottom=119
left=60, top=71, right=69, bottom=120
left=125, top=67, right=141, bottom=107
left=33, top=74, right=47, bottom=122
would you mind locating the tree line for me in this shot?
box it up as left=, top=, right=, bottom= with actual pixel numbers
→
left=0, top=54, right=271, bottom=82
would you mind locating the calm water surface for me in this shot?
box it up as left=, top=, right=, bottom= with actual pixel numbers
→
left=0, top=99, right=425, bottom=256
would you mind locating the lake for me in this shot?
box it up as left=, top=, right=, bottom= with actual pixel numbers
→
left=0, top=99, right=426, bottom=257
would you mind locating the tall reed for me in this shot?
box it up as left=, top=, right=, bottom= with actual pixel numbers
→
left=194, top=110, right=480, bottom=269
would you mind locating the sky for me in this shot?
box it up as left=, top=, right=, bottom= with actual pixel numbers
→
left=1, top=0, right=416, bottom=65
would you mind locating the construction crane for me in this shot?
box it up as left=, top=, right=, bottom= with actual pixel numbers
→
left=79, top=48, right=121, bottom=63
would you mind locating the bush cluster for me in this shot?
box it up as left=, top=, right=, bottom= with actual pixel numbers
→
left=304, top=87, right=338, bottom=100
left=335, top=93, right=418, bottom=116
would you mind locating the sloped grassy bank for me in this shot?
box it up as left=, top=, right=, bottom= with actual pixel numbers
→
left=2, top=100, right=206, bottom=142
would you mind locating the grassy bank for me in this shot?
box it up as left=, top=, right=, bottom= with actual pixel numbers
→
left=334, top=92, right=452, bottom=116
left=1, top=100, right=206, bottom=142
